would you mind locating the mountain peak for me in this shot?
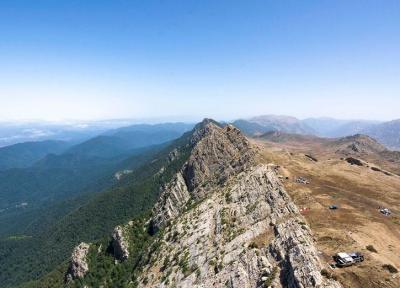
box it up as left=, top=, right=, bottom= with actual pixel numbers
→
left=192, top=118, right=221, bottom=131
left=189, top=118, right=222, bottom=144
left=151, top=120, right=256, bottom=230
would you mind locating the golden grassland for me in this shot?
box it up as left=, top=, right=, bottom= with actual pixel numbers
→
left=253, top=137, right=400, bottom=288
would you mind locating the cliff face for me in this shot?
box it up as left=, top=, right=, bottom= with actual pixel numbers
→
left=138, top=121, right=341, bottom=288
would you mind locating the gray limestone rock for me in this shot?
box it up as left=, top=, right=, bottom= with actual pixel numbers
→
left=112, top=226, right=129, bottom=261
left=65, top=242, right=90, bottom=282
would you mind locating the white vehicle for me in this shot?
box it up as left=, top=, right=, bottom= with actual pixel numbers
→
left=334, top=253, right=355, bottom=267
left=380, top=208, right=391, bottom=216
left=333, top=252, right=364, bottom=267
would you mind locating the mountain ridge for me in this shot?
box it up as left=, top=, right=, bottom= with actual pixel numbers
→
left=57, top=120, right=341, bottom=288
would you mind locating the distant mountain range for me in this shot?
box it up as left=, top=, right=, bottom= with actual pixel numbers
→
left=302, top=117, right=380, bottom=137
left=3, top=116, right=400, bottom=150
left=232, top=115, right=315, bottom=136
left=231, top=115, right=400, bottom=150
left=0, top=119, right=150, bottom=147
left=362, top=119, right=400, bottom=150
left=305, top=117, right=400, bottom=150
left=0, top=122, right=192, bottom=220
left=68, top=122, right=193, bottom=158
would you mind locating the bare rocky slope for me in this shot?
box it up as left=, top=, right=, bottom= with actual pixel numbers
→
left=136, top=121, right=341, bottom=287
left=66, top=120, right=342, bottom=287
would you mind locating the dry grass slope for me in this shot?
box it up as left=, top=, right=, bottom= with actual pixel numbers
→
left=253, top=135, right=400, bottom=288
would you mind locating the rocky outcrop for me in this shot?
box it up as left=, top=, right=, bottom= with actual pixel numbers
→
left=151, top=172, right=191, bottom=229
left=138, top=164, right=341, bottom=288
left=112, top=226, right=129, bottom=261
left=65, top=242, right=90, bottom=282
left=151, top=120, right=256, bottom=232
left=271, top=218, right=338, bottom=288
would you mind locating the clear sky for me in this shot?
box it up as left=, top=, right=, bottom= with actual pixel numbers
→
left=0, top=0, right=399, bottom=122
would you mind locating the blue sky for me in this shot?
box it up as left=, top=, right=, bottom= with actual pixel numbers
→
left=0, top=0, right=399, bottom=121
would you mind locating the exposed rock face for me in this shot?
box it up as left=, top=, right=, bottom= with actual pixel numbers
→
left=271, top=218, right=335, bottom=288
left=182, top=122, right=255, bottom=195
left=112, top=226, right=129, bottom=261
left=65, top=242, right=90, bottom=282
left=139, top=159, right=341, bottom=286
left=151, top=172, right=191, bottom=229
left=151, top=121, right=256, bottom=231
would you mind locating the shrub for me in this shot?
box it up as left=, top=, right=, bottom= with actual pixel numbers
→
left=264, top=267, right=278, bottom=287
left=321, top=269, right=330, bottom=277
left=225, top=192, right=232, bottom=203
left=366, top=245, right=378, bottom=253
left=248, top=242, right=258, bottom=249
left=382, top=264, right=398, bottom=274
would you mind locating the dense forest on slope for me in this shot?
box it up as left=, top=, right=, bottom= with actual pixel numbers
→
left=20, top=216, right=153, bottom=288
left=0, top=128, right=194, bottom=288
left=0, top=144, right=163, bottom=238
left=0, top=140, right=70, bottom=171
left=0, top=123, right=192, bottom=210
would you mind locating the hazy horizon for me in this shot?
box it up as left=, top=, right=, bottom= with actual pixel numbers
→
left=0, top=114, right=392, bottom=125
left=1, top=1, right=399, bottom=121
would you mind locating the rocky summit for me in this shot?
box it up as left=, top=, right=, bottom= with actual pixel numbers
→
left=136, top=120, right=341, bottom=287
left=151, top=121, right=256, bottom=231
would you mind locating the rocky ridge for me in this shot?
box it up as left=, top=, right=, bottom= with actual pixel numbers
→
left=151, top=121, right=255, bottom=231
left=137, top=121, right=341, bottom=287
